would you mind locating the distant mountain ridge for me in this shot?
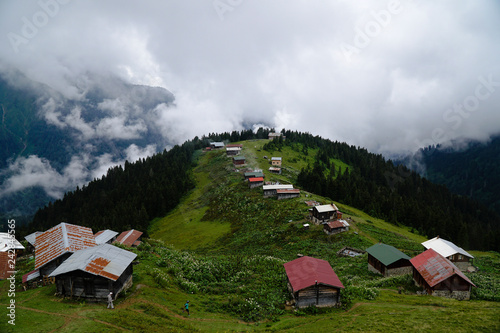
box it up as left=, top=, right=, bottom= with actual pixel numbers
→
left=415, top=136, right=500, bottom=215
left=0, top=70, right=175, bottom=221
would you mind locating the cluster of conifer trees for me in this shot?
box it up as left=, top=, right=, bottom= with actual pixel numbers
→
left=286, top=131, right=500, bottom=251
left=23, top=128, right=499, bottom=252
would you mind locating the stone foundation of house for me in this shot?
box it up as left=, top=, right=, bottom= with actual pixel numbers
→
left=368, top=263, right=382, bottom=275
left=386, top=266, right=412, bottom=277
left=452, top=261, right=471, bottom=272
left=432, top=290, right=470, bottom=300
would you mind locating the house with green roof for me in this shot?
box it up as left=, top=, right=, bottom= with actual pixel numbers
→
left=366, top=243, right=412, bottom=276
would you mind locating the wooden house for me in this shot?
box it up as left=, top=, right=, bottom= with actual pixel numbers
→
left=276, top=189, right=300, bottom=200
left=268, top=133, right=285, bottom=140
left=49, top=244, right=137, bottom=301
left=421, top=236, right=474, bottom=272
left=248, top=177, right=264, bottom=189
left=410, top=249, right=475, bottom=300
left=271, top=157, right=282, bottom=167
left=226, top=144, right=243, bottom=156
left=94, top=230, right=119, bottom=245
left=284, top=256, right=344, bottom=308
left=263, top=184, right=294, bottom=198
left=114, top=229, right=143, bottom=247
left=209, top=142, right=224, bottom=149
left=22, top=269, right=42, bottom=288
left=232, top=156, right=246, bottom=166
left=35, top=223, right=97, bottom=278
left=268, top=166, right=281, bottom=174
left=309, top=203, right=341, bottom=224
left=323, top=220, right=350, bottom=235
left=365, top=243, right=412, bottom=276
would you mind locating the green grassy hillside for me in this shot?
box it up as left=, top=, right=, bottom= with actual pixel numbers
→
left=2, top=141, right=499, bottom=332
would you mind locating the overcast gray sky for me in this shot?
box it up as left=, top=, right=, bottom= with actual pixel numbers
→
left=1, top=0, right=499, bottom=155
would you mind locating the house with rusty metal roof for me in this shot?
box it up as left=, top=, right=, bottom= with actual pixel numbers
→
left=35, top=222, right=97, bottom=278
left=421, top=236, right=474, bottom=272
left=365, top=243, right=412, bottom=276
left=323, top=219, right=350, bottom=235
left=49, top=244, right=137, bottom=300
left=284, top=256, right=344, bottom=308
left=410, top=248, right=475, bottom=300
left=114, top=229, right=143, bottom=247
left=94, top=230, right=119, bottom=245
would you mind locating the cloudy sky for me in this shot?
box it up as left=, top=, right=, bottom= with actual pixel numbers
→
left=0, top=0, right=499, bottom=201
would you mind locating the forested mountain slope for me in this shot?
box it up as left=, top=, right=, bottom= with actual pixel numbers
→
left=418, top=136, right=500, bottom=216
left=21, top=130, right=500, bottom=252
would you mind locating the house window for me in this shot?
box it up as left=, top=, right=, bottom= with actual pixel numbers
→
left=458, top=255, right=463, bottom=260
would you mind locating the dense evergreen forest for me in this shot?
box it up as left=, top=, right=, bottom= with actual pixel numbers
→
left=419, top=136, right=500, bottom=216
left=278, top=131, right=500, bottom=251
left=22, top=128, right=500, bottom=252
left=21, top=129, right=273, bottom=237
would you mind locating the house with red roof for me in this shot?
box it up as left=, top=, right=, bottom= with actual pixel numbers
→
left=114, top=229, right=143, bottom=247
left=35, top=222, right=97, bottom=278
left=248, top=177, right=264, bottom=189
left=284, top=256, right=344, bottom=308
left=410, top=248, right=476, bottom=300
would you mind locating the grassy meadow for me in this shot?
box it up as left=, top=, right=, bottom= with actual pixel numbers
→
left=1, top=140, right=499, bottom=332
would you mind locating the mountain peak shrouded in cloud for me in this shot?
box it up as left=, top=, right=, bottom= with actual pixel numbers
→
left=0, top=1, right=499, bottom=216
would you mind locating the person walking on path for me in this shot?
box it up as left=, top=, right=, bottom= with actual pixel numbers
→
left=184, top=300, right=189, bottom=316
left=107, top=292, right=114, bottom=309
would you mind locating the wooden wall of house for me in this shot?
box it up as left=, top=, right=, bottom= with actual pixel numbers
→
left=295, top=284, right=340, bottom=308
left=432, top=275, right=471, bottom=291
left=55, top=264, right=134, bottom=301
left=368, top=254, right=385, bottom=275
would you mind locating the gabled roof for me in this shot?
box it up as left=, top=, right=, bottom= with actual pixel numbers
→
left=35, top=223, right=97, bottom=270
left=22, top=269, right=40, bottom=283
left=326, top=220, right=350, bottom=229
left=276, top=189, right=300, bottom=194
left=263, top=184, right=294, bottom=190
left=226, top=144, right=243, bottom=148
left=114, top=229, right=143, bottom=247
left=94, top=230, right=119, bottom=245
left=233, top=156, right=246, bottom=161
left=271, top=157, right=282, bottom=161
left=284, top=256, right=344, bottom=292
left=249, top=177, right=264, bottom=182
left=314, top=204, right=339, bottom=213
left=210, top=142, right=224, bottom=147
left=244, top=171, right=264, bottom=178
left=49, top=244, right=137, bottom=281
left=421, top=237, right=473, bottom=259
left=0, top=233, right=25, bottom=252
left=25, top=231, right=42, bottom=247
left=366, top=243, right=410, bottom=266
left=410, top=249, right=475, bottom=288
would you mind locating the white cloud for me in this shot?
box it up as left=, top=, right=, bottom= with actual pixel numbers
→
left=0, top=0, right=498, bottom=155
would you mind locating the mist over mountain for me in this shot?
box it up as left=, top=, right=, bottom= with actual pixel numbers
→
left=0, top=70, right=176, bottom=219
left=399, top=136, right=500, bottom=216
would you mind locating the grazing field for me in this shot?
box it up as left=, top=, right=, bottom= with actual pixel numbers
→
left=2, top=145, right=499, bottom=332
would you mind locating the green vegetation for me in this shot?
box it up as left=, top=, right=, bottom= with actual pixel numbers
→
left=4, top=133, right=499, bottom=332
